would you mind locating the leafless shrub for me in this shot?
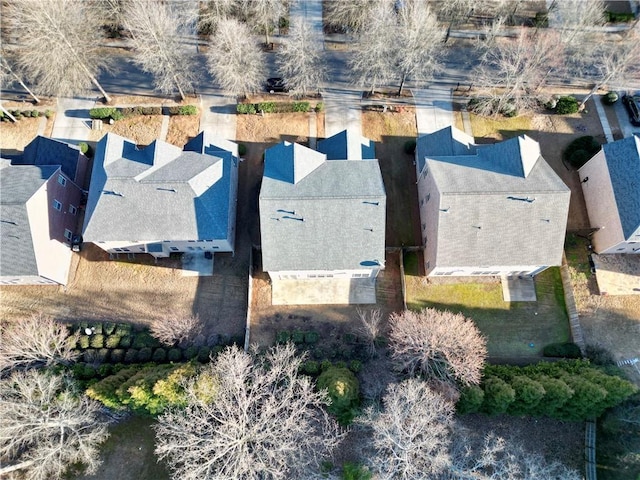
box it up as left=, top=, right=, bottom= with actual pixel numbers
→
left=355, top=308, right=383, bottom=359
left=0, top=314, right=78, bottom=374
left=154, top=343, right=344, bottom=479
left=388, top=308, right=487, bottom=388
left=150, top=314, right=203, bottom=348
left=0, top=370, right=109, bottom=480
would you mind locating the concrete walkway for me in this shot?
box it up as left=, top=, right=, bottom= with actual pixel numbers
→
left=199, top=93, right=237, bottom=142
left=50, top=97, right=96, bottom=144
left=289, top=0, right=323, bottom=38
left=181, top=252, right=214, bottom=277
left=592, top=95, right=614, bottom=143
left=413, top=87, right=454, bottom=135
left=323, top=87, right=363, bottom=137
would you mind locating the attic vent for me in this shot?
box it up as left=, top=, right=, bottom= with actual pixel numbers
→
left=283, top=215, right=304, bottom=222
left=277, top=209, right=296, bottom=215
left=440, top=208, right=450, bottom=213
left=507, top=196, right=535, bottom=203
left=363, top=201, right=379, bottom=206
left=103, top=190, right=124, bottom=197
left=157, top=187, right=177, bottom=192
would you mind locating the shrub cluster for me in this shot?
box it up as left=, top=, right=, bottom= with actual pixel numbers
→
left=277, top=330, right=319, bottom=345
left=89, top=107, right=119, bottom=120
left=543, top=342, right=582, bottom=359
left=458, top=360, right=638, bottom=420
left=603, top=92, right=619, bottom=105
left=236, top=101, right=312, bottom=114
left=1, top=109, right=42, bottom=121
left=562, top=135, right=601, bottom=169
left=317, top=366, right=360, bottom=425
left=166, top=105, right=198, bottom=115
left=86, top=363, right=197, bottom=414
left=555, top=96, right=579, bottom=115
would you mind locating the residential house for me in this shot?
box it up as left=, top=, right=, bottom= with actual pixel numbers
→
left=82, top=131, right=238, bottom=258
left=415, top=126, right=570, bottom=277
left=578, top=134, right=640, bottom=253
left=259, top=130, right=386, bottom=305
left=1, top=137, right=87, bottom=285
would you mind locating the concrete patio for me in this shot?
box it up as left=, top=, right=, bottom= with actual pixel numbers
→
left=501, top=275, right=537, bottom=302
left=271, top=277, right=377, bottom=305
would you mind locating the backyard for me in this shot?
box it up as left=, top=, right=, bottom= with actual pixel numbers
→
left=404, top=252, right=570, bottom=360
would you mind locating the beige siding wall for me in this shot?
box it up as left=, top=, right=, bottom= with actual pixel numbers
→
left=578, top=152, right=626, bottom=253
left=429, top=265, right=546, bottom=277
left=416, top=164, right=441, bottom=275
left=269, top=269, right=379, bottom=280
left=94, top=238, right=233, bottom=257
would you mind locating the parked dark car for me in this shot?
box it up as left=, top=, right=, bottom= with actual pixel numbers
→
left=265, top=77, right=288, bottom=93
left=622, top=95, right=640, bottom=126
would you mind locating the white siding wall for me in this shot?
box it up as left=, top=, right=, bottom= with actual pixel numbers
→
left=429, top=265, right=547, bottom=277
left=94, top=238, right=233, bottom=257
left=0, top=275, right=58, bottom=286
left=269, top=269, right=379, bottom=280
left=578, top=152, right=627, bottom=253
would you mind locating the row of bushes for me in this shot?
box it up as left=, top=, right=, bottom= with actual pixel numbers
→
left=300, top=359, right=362, bottom=376
left=562, top=135, right=601, bottom=169
left=277, top=330, right=319, bottom=345
left=236, top=101, right=322, bottom=114
left=542, top=342, right=583, bottom=359
left=86, top=362, right=197, bottom=415
left=458, top=360, right=638, bottom=421
left=78, top=345, right=223, bottom=365
left=1, top=109, right=53, bottom=120
left=89, top=105, right=197, bottom=120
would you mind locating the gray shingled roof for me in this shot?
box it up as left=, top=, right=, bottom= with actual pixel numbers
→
left=13, top=136, right=81, bottom=181
left=602, top=135, right=640, bottom=240
left=82, top=133, right=236, bottom=243
left=0, top=160, right=57, bottom=277
left=416, top=125, right=475, bottom=173
left=260, top=140, right=386, bottom=272
left=317, top=130, right=376, bottom=160
left=419, top=128, right=570, bottom=269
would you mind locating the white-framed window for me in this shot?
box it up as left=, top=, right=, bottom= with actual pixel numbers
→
left=58, top=175, right=67, bottom=186
left=69, top=205, right=77, bottom=215
left=64, top=229, right=73, bottom=240
left=53, top=200, right=62, bottom=211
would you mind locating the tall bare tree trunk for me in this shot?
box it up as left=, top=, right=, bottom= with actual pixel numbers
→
left=397, top=72, right=407, bottom=96
left=7, top=69, right=41, bottom=103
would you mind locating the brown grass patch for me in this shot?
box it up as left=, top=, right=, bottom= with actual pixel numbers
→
left=105, top=94, right=196, bottom=106
left=236, top=112, right=311, bottom=145
left=88, top=114, right=163, bottom=145
left=166, top=112, right=201, bottom=147
left=361, top=108, right=417, bottom=141
left=0, top=116, right=54, bottom=151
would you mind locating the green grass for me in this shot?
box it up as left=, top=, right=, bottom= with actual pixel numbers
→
left=405, top=268, right=570, bottom=359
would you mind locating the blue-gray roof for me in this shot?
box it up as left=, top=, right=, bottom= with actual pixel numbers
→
left=82, top=133, right=237, bottom=243
left=260, top=141, right=386, bottom=272
left=602, top=135, right=640, bottom=240
left=416, top=126, right=475, bottom=173
left=12, top=136, right=81, bottom=181
left=317, top=130, right=375, bottom=160
left=418, top=127, right=570, bottom=269
left=0, top=160, right=57, bottom=277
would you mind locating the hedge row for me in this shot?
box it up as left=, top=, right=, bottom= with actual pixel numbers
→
left=237, top=101, right=321, bottom=114
left=277, top=330, right=319, bottom=345
left=1, top=109, right=53, bottom=121
left=457, top=360, right=638, bottom=421
left=77, top=345, right=222, bottom=365
left=89, top=105, right=197, bottom=120
left=300, top=359, right=362, bottom=376
left=86, top=362, right=197, bottom=414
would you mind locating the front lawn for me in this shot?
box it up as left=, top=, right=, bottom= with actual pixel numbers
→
left=405, top=256, right=570, bottom=359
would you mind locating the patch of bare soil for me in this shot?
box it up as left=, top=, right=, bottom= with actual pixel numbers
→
left=104, top=94, right=196, bottom=106
left=236, top=112, right=312, bottom=145
left=165, top=112, right=201, bottom=147
left=0, top=116, right=54, bottom=151
left=361, top=109, right=417, bottom=141
left=88, top=114, right=163, bottom=145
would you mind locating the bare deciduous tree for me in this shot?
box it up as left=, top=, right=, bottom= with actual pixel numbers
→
left=155, top=343, right=343, bottom=479
left=239, top=0, right=289, bottom=45
left=355, top=308, right=383, bottom=359
left=123, top=0, right=197, bottom=100
left=0, top=314, right=78, bottom=374
left=324, top=0, right=393, bottom=34
left=3, top=0, right=111, bottom=101
left=0, top=370, right=109, bottom=480
left=388, top=308, right=487, bottom=388
left=430, top=0, right=475, bottom=43
left=473, top=28, right=563, bottom=116
left=150, top=314, right=203, bottom=348
left=0, top=55, right=40, bottom=103
left=348, top=1, right=396, bottom=94
left=193, top=0, right=238, bottom=35
left=547, top=0, right=606, bottom=48
left=449, top=430, right=582, bottom=479
left=207, top=18, right=266, bottom=97
left=276, top=19, right=327, bottom=97
left=359, top=379, right=454, bottom=479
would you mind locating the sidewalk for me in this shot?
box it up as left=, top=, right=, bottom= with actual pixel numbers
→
left=199, top=93, right=237, bottom=142
left=50, top=97, right=97, bottom=144
left=322, top=87, right=363, bottom=137
left=413, top=87, right=454, bottom=135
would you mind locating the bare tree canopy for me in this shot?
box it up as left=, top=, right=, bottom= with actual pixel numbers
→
left=548, top=0, right=606, bottom=47
left=354, top=308, right=383, bottom=359
left=359, top=379, right=454, bottom=478
left=2, top=0, right=111, bottom=100
left=0, top=314, right=78, bottom=374
left=154, top=344, right=343, bottom=480
left=388, top=308, right=487, bottom=388
left=123, top=0, right=197, bottom=100
left=239, top=0, right=289, bottom=45
left=150, top=314, right=203, bottom=348
left=473, top=28, right=563, bottom=116
left=276, top=19, right=327, bottom=96
left=207, top=18, right=266, bottom=96
left=324, top=0, right=393, bottom=33
left=196, top=0, right=239, bottom=35
left=0, top=370, right=109, bottom=480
